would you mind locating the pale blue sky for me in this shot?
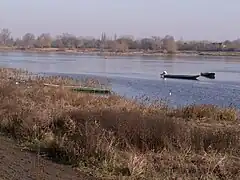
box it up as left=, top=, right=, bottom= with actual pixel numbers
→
left=0, top=0, right=239, bottom=41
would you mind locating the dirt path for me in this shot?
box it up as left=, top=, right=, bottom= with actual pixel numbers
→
left=0, top=136, right=99, bottom=180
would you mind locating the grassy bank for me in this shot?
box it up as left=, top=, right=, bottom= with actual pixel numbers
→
left=1, top=46, right=240, bottom=58
left=0, top=68, right=240, bottom=179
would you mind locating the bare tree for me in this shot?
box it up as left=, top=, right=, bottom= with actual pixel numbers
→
left=162, top=35, right=177, bottom=54
left=140, top=38, right=154, bottom=51
left=14, top=38, right=23, bottom=48
left=111, top=34, right=118, bottom=53
left=22, top=33, right=35, bottom=48
left=116, top=39, right=129, bottom=52
left=117, top=36, right=135, bottom=49
left=100, top=32, right=106, bottom=52
left=0, top=28, right=11, bottom=46
left=58, top=33, right=78, bottom=49
left=1, top=26, right=238, bottom=52
left=37, top=33, right=52, bottom=48
left=109, top=35, right=130, bottom=53
left=5, top=37, right=15, bottom=47
left=75, top=38, right=84, bottom=48
left=114, top=34, right=117, bottom=41
left=151, top=36, right=162, bottom=51
left=51, top=35, right=64, bottom=48
left=119, top=35, right=134, bottom=41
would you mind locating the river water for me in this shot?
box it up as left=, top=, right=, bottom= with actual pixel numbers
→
left=1, top=51, right=240, bottom=108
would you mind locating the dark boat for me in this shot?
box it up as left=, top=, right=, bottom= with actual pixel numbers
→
left=160, top=71, right=200, bottom=80
left=200, top=72, right=215, bottom=79
left=162, top=74, right=200, bottom=80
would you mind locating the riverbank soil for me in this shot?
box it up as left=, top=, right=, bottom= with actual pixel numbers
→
left=1, top=46, right=240, bottom=57
left=0, top=136, right=98, bottom=180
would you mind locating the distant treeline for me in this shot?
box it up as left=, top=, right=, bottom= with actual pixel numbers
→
left=0, top=28, right=240, bottom=54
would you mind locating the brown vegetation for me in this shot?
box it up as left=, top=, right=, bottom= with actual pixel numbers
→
left=0, top=68, right=240, bottom=179
left=2, top=28, right=240, bottom=55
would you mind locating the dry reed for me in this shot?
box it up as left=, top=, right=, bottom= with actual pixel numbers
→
left=0, top=67, right=239, bottom=179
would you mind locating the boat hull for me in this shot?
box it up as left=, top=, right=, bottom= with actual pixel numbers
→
left=200, top=72, right=215, bottom=79
left=71, top=87, right=111, bottom=94
left=43, top=83, right=111, bottom=94
left=162, top=74, right=200, bottom=80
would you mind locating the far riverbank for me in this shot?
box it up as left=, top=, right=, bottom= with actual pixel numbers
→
left=1, top=46, right=240, bottom=58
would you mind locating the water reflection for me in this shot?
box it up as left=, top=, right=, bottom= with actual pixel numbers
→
left=0, top=51, right=240, bottom=108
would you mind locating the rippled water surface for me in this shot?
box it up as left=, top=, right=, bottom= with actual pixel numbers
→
left=1, top=51, right=240, bottom=108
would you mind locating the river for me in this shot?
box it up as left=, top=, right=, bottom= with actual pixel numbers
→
left=1, top=51, right=240, bottom=108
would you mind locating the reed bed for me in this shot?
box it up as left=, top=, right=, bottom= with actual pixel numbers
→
left=0, top=68, right=239, bottom=179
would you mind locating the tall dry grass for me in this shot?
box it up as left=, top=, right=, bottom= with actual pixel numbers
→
left=0, top=68, right=239, bottom=179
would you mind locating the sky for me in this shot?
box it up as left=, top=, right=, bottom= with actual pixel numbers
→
left=0, top=0, right=239, bottom=41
